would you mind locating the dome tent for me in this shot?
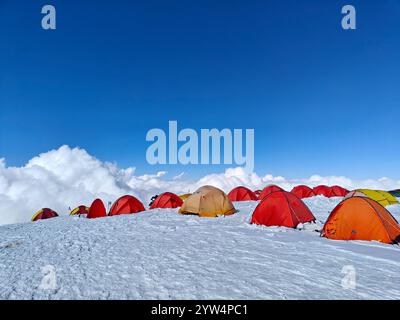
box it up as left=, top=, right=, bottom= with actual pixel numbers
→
left=291, top=185, right=315, bottom=199
left=70, top=205, right=90, bottom=216
left=251, top=191, right=315, bottom=228
left=322, top=197, right=400, bottom=244
left=353, top=189, right=398, bottom=207
left=87, top=199, right=107, bottom=219
left=179, top=193, right=192, bottom=201
left=109, top=195, right=145, bottom=216
left=179, top=185, right=236, bottom=218
left=345, top=190, right=369, bottom=199
left=32, top=208, right=58, bottom=222
left=330, top=186, right=349, bottom=197
left=254, top=190, right=262, bottom=198
left=258, top=185, right=284, bottom=200
left=150, top=192, right=183, bottom=209
left=313, top=185, right=332, bottom=197
left=228, top=186, right=257, bottom=201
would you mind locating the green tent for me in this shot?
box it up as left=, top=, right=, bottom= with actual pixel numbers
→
left=389, top=190, right=400, bottom=198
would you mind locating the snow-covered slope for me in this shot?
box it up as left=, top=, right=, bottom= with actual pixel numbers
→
left=1, top=197, right=400, bottom=300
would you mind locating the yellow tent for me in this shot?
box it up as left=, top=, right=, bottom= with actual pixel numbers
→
left=179, top=186, right=236, bottom=217
left=356, top=189, right=399, bottom=207
left=179, top=193, right=192, bottom=201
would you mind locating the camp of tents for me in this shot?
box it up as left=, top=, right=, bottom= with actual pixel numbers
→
left=30, top=184, right=400, bottom=245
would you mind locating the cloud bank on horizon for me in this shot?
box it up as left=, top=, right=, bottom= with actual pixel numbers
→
left=0, top=145, right=399, bottom=226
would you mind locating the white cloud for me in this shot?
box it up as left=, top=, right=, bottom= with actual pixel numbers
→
left=0, top=145, right=399, bottom=226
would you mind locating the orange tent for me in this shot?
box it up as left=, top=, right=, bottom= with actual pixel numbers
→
left=109, top=195, right=145, bottom=216
left=322, top=197, right=400, bottom=244
left=87, top=199, right=107, bottom=219
left=228, top=186, right=257, bottom=201
left=291, top=185, right=315, bottom=199
left=251, top=191, right=315, bottom=228
left=258, top=185, right=284, bottom=200
left=150, top=192, right=183, bottom=209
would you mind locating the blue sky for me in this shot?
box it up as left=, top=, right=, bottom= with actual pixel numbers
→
left=0, top=0, right=399, bottom=179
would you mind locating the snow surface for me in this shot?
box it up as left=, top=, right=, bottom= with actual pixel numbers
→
left=1, top=197, right=400, bottom=300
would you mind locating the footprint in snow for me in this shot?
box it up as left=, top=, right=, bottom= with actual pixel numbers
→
left=0, top=240, right=23, bottom=249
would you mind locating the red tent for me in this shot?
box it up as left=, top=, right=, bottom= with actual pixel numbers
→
left=109, top=195, right=145, bottom=216
left=254, top=190, right=262, bottom=198
left=313, top=185, right=332, bottom=197
left=31, top=208, right=58, bottom=221
left=228, top=186, right=257, bottom=201
left=70, top=205, right=90, bottom=216
left=251, top=191, right=315, bottom=228
left=291, top=185, right=315, bottom=199
left=330, top=186, right=349, bottom=197
left=258, top=185, right=284, bottom=200
left=87, top=199, right=107, bottom=219
left=150, top=192, right=183, bottom=209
